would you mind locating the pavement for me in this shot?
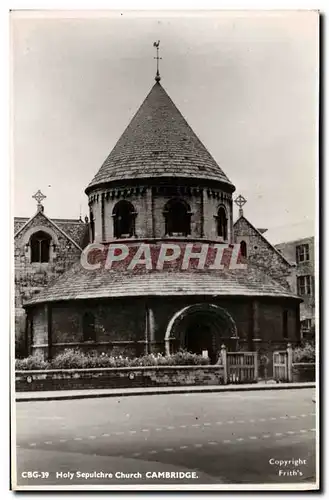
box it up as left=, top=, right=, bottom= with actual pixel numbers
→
left=15, top=381, right=315, bottom=402
left=13, top=388, right=317, bottom=490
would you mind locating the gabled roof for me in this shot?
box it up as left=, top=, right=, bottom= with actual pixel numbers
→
left=14, top=211, right=85, bottom=251
left=86, top=82, right=235, bottom=193
left=275, top=235, right=314, bottom=248
left=275, top=236, right=314, bottom=265
left=234, top=215, right=292, bottom=267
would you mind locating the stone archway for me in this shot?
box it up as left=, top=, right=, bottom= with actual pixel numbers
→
left=165, top=303, right=238, bottom=363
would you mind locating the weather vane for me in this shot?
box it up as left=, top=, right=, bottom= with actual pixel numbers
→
left=153, top=40, right=162, bottom=82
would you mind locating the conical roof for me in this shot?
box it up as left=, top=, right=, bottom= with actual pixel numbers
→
left=86, top=82, right=234, bottom=193
left=24, top=260, right=300, bottom=306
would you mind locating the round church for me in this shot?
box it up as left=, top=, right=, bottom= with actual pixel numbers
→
left=23, top=75, right=302, bottom=368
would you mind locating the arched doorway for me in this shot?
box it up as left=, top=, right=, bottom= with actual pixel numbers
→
left=185, top=320, right=216, bottom=362
left=165, top=303, right=238, bottom=363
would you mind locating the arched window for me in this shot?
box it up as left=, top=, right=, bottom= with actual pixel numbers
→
left=90, top=210, right=95, bottom=243
left=282, top=310, right=288, bottom=339
left=112, top=200, right=136, bottom=238
left=164, top=199, right=191, bottom=236
left=30, top=231, right=52, bottom=263
left=83, top=312, right=95, bottom=342
left=216, top=207, right=228, bottom=240
left=240, top=240, right=247, bottom=258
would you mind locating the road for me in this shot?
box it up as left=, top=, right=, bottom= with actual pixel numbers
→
left=14, top=388, right=316, bottom=488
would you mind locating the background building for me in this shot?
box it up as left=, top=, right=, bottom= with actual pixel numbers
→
left=275, top=237, right=315, bottom=340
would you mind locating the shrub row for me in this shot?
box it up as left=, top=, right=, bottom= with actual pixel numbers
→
left=15, top=349, right=210, bottom=371
left=293, top=342, right=315, bottom=363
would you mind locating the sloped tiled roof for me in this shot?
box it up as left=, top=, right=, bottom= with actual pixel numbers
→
left=14, top=216, right=89, bottom=249
left=14, top=217, right=33, bottom=234
left=86, top=82, right=234, bottom=192
left=24, top=260, right=300, bottom=306
left=53, top=220, right=89, bottom=249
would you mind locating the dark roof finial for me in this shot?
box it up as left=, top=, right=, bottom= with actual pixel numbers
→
left=153, top=40, right=162, bottom=82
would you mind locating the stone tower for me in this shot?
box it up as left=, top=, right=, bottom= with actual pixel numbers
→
left=85, top=81, right=235, bottom=245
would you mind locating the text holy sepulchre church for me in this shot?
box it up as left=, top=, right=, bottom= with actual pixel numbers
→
left=14, top=43, right=314, bottom=374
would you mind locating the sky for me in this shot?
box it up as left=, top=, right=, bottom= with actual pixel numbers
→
left=11, top=10, right=318, bottom=244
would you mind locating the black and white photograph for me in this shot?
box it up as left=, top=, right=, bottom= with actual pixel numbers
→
left=11, top=9, right=319, bottom=491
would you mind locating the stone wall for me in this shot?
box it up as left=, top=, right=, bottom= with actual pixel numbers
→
left=29, top=295, right=300, bottom=374
left=51, top=300, right=146, bottom=356
left=292, top=363, right=315, bottom=382
left=149, top=297, right=252, bottom=348
left=89, top=183, right=233, bottom=243
left=15, top=211, right=82, bottom=353
left=203, top=194, right=232, bottom=242
left=15, top=365, right=225, bottom=392
left=152, top=192, right=202, bottom=239
left=234, top=216, right=292, bottom=288
left=33, top=305, right=47, bottom=346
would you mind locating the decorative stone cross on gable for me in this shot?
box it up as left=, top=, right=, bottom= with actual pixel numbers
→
left=32, top=190, right=46, bottom=212
left=234, top=194, right=247, bottom=217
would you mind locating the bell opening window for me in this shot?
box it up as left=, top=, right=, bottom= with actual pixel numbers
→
left=113, top=200, right=136, bottom=238
left=282, top=310, right=288, bottom=339
left=30, top=231, right=52, bottom=263
left=240, top=240, right=247, bottom=258
left=83, top=312, right=96, bottom=342
left=164, top=199, right=191, bottom=236
left=216, top=206, right=228, bottom=240
left=90, top=210, right=95, bottom=243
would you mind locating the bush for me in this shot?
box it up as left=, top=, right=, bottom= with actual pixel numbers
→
left=293, top=343, right=315, bottom=363
left=16, top=349, right=210, bottom=370
left=128, top=351, right=210, bottom=367
left=15, top=353, right=49, bottom=370
left=167, top=350, right=209, bottom=366
left=50, top=349, right=91, bottom=369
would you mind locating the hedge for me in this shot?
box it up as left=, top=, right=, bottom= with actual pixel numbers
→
left=293, top=343, right=315, bottom=363
left=15, top=349, right=210, bottom=371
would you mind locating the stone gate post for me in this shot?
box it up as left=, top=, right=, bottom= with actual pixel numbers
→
left=287, top=343, right=293, bottom=382
left=220, top=344, right=228, bottom=385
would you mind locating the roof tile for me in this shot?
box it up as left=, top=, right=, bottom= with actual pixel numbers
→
left=86, top=83, right=234, bottom=192
left=24, top=261, right=300, bottom=306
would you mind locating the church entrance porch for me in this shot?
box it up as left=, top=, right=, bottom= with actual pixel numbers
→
left=164, top=303, right=238, bottom=363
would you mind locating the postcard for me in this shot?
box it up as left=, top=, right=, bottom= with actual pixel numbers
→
left=11, top=9, right=319, bottom=491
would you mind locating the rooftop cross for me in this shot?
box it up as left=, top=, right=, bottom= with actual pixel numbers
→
left=234, top=194, right=247, bottom=217
left=153, top=40, right=162, bottom=82
left=32, top=189, right=46, bottom=212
